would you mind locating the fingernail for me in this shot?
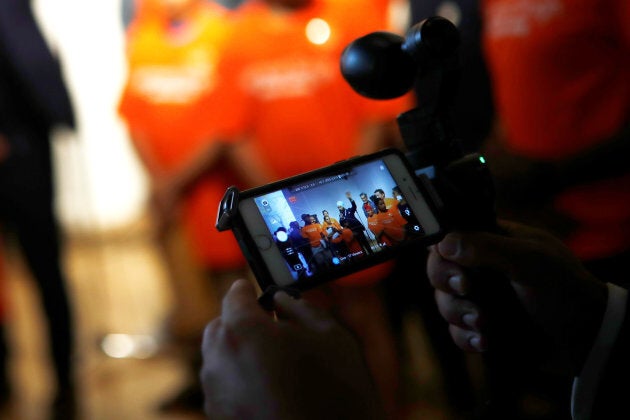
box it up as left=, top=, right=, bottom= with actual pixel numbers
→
left=462, top=312, right=478, bottom=328
left=448, top=274, right=466, bottom=295
left=469, top=334, right=485, bottom=352
left=274, top=291, right=291, bottom=303
left=438, top=235, right=460, bottom=258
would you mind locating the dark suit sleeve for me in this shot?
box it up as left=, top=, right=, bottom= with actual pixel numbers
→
left=590, top=292, right=630, bottom=418
left=349, top=199, right=357, bottom=214
left=0, top=0, right=75, bottom=129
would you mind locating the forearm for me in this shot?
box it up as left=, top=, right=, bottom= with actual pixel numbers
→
left=485, top=121, right=630, bottom=193
left=348, top=199, right=357, bottom=213
left=226, top=137, right=276, bottom=188
left=169, top=140, right=227, bottom=196
left=127, top=130, right=163, bottom=177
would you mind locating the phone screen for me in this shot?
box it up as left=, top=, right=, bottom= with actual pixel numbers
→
left=238, top=152, right=442, bottom=288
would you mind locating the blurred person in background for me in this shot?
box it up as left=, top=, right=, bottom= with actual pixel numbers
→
left=478, top=1, right=629, bottom=417
left=215, top=0, right=410, bottom=185
left=118, top=0, right=250, bottom=413
left=480, top=0, right=630, bottom=286
left=0, top=0, right=77, bottom=418
left=163, top=0, right=416, bottom=416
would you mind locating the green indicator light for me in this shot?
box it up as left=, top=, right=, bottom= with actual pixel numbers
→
left=479, top=156, right=486, bottom=164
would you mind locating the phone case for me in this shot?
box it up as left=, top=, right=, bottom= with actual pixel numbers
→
left=216, top=148, right=445, bottom=308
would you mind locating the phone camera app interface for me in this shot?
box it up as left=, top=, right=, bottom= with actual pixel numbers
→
left=254, top=159, right=428, bottom=282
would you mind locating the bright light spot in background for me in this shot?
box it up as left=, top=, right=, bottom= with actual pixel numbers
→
left=305, top=18, right=331, bottom=45
left=436, top=1, right=462, bottom=27
left=33, top=0, right=147, bottom=231
left=101, top=333, right=159, bottom=359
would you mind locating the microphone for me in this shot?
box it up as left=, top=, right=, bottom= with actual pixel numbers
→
left=340, top=16, right=460, bottom=100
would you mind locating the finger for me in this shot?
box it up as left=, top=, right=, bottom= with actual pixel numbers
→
left=201, top=318, right=222, bottom=351
left=427, top=247, right=470, bottom=295
left=274, top=291, right=337, bottom=332
left=200, top=319, right=226, bottom=394
left=449, top=324, right=487, bottom=352
left=199, top=320, right=236, bottom=420
left=434, top=289, right=482, bottom=331
left=435, top=230, right=533, bottom=275
left=498, top=219, right=555, bottom=242
left=221, top=279, right=273, bottom=332
left=201, top=317, right=241, bottom=358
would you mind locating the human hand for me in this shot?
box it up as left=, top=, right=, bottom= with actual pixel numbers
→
left=426, top=220, right=608, bottom=374
left=200, top=279, right=384, bottom=420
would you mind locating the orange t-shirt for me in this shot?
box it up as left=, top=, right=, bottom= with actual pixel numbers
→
left=301, top=223, right=325, bottom=247
left=322, top=218, right=342, bottom=233
left=340, top=227, right=363, bottom=254
left=376, top=202, right=407, bottom=244
left=119, top=2, right=243, bottom=170
left=482, top=0, right=630, bottom=260
left=214, top=0, right=411, bottom=283
left=367, top=212, right=383, bottom=238
left=214, top=0, right=413, bottom=180
left=118, top=2, right=245, bottom=269
left=330, top=226, right=358, bottom=249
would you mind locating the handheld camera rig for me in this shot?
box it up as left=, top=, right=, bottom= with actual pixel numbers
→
left=217, top=16, right=547, bottom=413
left=340, top=16, right=496, bottom=233
left=341, top=17, right=552, bottom=412
left=217, top=17, right=499, bottom=306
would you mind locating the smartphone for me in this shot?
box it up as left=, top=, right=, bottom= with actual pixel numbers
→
left=218, top=148, right=444, bottom=294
